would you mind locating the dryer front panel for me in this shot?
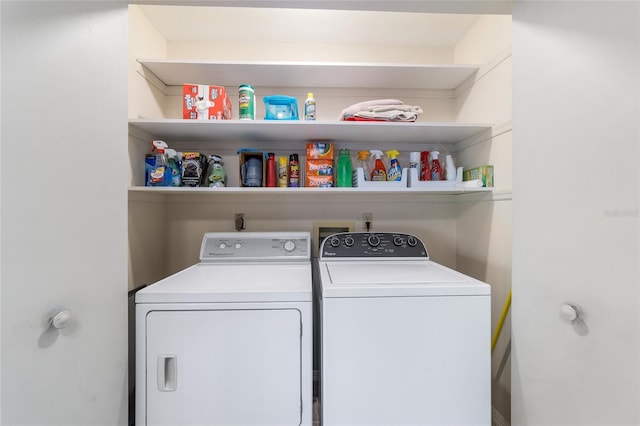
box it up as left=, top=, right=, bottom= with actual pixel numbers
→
left=144, top=308, right=302, bottom=426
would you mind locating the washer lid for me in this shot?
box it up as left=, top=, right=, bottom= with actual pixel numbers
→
left=136, top=262, right=312, bottom=304
left=319, top=260, right=490, bottom=298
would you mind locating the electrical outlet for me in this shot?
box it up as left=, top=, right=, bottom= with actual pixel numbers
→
left=362, top=213, right=373, bottom=230
left=234, top=213, right=245, bottom=231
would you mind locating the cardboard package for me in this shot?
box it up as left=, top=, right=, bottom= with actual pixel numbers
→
left=183, top=84, right=232, bottom=120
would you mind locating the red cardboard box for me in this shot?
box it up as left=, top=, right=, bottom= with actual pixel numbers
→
left=183, top=84, right=232, bottom=120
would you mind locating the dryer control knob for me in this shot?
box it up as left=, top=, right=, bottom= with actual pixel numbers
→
left=367, top=235, right=380, bottom=247
left=344, top=236, right=355, bottom=247
left=284, top=240, right=296, bottom=252
left=329, top=237, right=341, bottom=247
left=393, top=236, right=404, bottom=246
left=407, top=237, right=418, bottom=247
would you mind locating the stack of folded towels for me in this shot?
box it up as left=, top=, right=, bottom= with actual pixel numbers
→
left=338, top=99, right=423, bottom=122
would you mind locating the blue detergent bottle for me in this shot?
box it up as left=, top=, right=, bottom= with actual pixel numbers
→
left=148, top=140, right=170, bottom=187
left=386, top=149, right=402, bottom=181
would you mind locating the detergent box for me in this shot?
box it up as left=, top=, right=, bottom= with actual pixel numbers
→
left=463, top=165, right=494, bottom=188
left=306, top=142, right=334, bottom=160
left=183, top=84, right=232, bottom=120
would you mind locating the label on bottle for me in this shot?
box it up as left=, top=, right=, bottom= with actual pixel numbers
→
left=277, top=157, right=288, bottom=187
left=150, top=167, right=166, bottom=185
left=238, top=84, right=255, bottom=120
left=371, top=169, right=387, bottom=181
left=304, top=102, right=316, bottom=120
left=289, top=155, right=300, bottom=187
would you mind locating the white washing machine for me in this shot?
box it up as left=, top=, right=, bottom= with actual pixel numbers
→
left=136, top=232, right=313, bottom=426
left=316, top=232, right=491, bottom=426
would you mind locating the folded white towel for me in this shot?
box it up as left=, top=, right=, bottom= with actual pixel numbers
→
left=368, top=104, right=423, bottom=114
left=338, top=99, right=403, bottom=120
left=352, top=109, right=420, bottom=122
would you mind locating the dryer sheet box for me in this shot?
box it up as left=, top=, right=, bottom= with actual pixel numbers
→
left=305, top=142, right=334, bottom=187
left=183, top=84, right=232, bottom=120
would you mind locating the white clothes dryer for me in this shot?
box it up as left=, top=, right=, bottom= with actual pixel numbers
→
left=316, top=232, right=491, bottom=426
left=136, top=232, right=313, bottom=426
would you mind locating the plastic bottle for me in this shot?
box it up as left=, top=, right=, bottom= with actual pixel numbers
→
left=288, top=154, right=300, bottom=187
left=207, top=154, right=226, bottom=187
left=304, top=92, right=316, bottom=120
left=357, top=150, right=370, bottom=181
left=409, top=152, right=420, bottom=170
left=277, top=156, right=288, bottom=187
left=420, top=151, right=431, bottom=181
left=386, top=149, right=402, bottom=181
left=166, top=149, right=182, bottom=187
left=444, top=154, right=456, bottom=181
left=266, top=153, right=276, bottom=187
left=369, top=150, right=387, bottom=181
left=430, top=151, right=443, bottom=181
left=336, top=148, right=353, bottom=187
left=149, top=140, right=170, bottom=186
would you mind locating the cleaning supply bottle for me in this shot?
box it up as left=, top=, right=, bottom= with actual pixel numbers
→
left=430, top=151, right=443, bottom=181
left=277, top=156, right=288, bottom=187
left=336, top=148, right=353, bottom=187
left=288, top=154, right=300, bottom=187
left=357, top=150, right=370, bottom=181
left=304, top=92, right=316, bottom=120
left=265, top=153, right=276, bottom=187
left=165, top=149, right=182, bottom=187
left=369, top=150, right=387, bottom=181
left=149, top=140, right=170, bottom=187
left=207, top=154, right=226, bottom=187
left=445, top=154, right=456, bottom=181
left=409, top=152, right=420, bottom=170
left=420, top=151, right=431, bottom=181
left=386, top=149, right=402, bottom=181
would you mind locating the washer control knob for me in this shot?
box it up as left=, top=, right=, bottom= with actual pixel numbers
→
left=407, top=236, right=418, bottom=247
left=329, top=237, right=341, bottom=247
left=367, top=234, right=381, bottom=247
left=393, top=236, right=404, bottom=246
left=284, top=240, right=296, bottom=252
left=235, top=243, right=242, bottom=249
left=344, top=236, right=355, bottom=247
left=219, top=243, right=226, bottom=249
left=560, top=304, right=579, bottom=322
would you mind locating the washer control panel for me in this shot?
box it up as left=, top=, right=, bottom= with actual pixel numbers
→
left=200, top=232, right=310, bottom=261
left=320, top=232, right=428, bottom=259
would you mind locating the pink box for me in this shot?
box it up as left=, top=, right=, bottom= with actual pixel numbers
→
left=183, top=84, right=232, bottom=120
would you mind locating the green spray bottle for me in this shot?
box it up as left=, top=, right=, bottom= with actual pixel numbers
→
left=207, top=155, right=226, bottom=187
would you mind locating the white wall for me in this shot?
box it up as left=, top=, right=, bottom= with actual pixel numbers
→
left=512, top=2, right=639, bottom=424
left=453, top=14, right=513, bottom=421
left=1, top=1, right=129, bottom=424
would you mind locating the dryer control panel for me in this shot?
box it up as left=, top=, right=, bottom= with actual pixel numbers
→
left=320, top=232, right=428, bottom=259
left=200, top=232, right=310, bottom=262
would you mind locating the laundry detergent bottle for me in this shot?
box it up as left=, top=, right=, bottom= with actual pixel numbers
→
left=149, top=140, right=170, bottom=186
left=370, top=150, right=387, bottom=181
left=165, top=148, right=182, bottom=187
left=430, top=151, right=443, bottom=181
left=386, top=149, right=402, bottom=181
left=337, top=148, right=353, bottom=187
